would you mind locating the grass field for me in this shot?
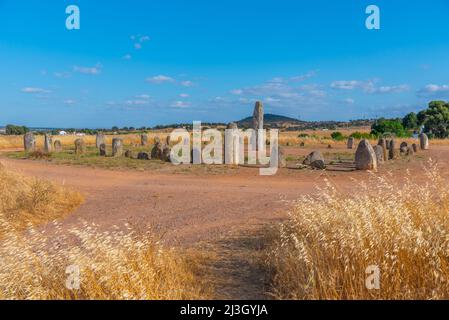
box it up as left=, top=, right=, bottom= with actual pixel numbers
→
left=0, top=165, right=212, bottom=299
left=264, top=161, right=449, bottom=300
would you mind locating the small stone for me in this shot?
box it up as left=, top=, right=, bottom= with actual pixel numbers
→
left=162, top=146, right=171, bottom=162
left=99, top=144, right=107, bottom=156
left=44, top=134, right=53, bottom=153
left=389, top=140, right=397, bottom=160
left=137, top=152, right=150, bottom=160
left=419, top=133, right=429, bottom=150
left=141, top=134, right=148, bottom=146
left=303, top=151, right=326, bottom=170
left=75, top=139, right=85, bottom=155
left=24, top=132, right=36, bottom=152
left=53, top=140, right=62, bottom=152
left=112, top=138, right=124, bottom=157
left=373, top=145, right=384, bottom=163
left=347, top=137, right=354, bottom=149
left=378, top=138, right=388, bottom=161
left=355, top=139, right=377, bottom=171
left=151, top=142, right=164, bottom=160
left=96, top=133, right=106, bottom=149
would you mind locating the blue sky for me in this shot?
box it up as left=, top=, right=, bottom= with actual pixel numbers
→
left=1, top=0, right=449, bottom=128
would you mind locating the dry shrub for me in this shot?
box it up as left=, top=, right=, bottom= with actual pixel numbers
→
left=0, top=165, right=211, bottom=300
left=265, top=160, right=449, bottom=300
left=0, top=164, right=83, bottom=233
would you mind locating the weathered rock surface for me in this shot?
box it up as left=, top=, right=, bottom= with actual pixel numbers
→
left=112, top=138, right=123, bottom=157
left=24, top=132, right=36, bottom=152
left=355, top=140, right=377, bottom=171
left=303, top=151, right=326, bottom=170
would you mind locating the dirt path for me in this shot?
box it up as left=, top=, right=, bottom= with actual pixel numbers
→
left=0, top=147, right=446, bottom=299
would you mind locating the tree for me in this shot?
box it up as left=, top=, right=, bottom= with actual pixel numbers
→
left=331, top=132, right=345, bottom=141
left=417, top=101, right=449, bottom=138
left=402, top=112, right=418, bottom=130
left=5, top=124, right=28, bottom=135
left=371, top=118, right=409, bottom=138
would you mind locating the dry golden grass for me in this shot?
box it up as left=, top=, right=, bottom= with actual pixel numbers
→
left=0, top=165, right=211, bottom=300
left=0, top=163, right=83, bottom=234
left=264, top=160, right=449, bottom=300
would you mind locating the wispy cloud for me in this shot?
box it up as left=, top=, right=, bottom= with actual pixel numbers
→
left=130, top=34, right=150, bottom=50
left=63, top=99, right=76, bottom=105
left=73, top=64, right=102, bottom=75
left=171, top=101, right=190, bottom=108
left=21, top=87, right=51, bottom=94
left=146, top=75, right=175, bottom=84
left=331, top=80, right=409, bottom=94
left=123, top=54, right=132, bottom=60
left=180, top=80, right=195, bottom=87
left=417, top=84, right=449, bottom=97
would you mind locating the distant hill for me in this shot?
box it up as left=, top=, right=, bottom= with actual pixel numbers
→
left=237, top=114, right=374, bottom=130
left=237, top=114, right=303, bottom=128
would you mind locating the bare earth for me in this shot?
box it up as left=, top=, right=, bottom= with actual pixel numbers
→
left=1, top=145, right=448, bottom=299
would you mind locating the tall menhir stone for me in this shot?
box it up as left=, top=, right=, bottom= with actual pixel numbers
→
left=378, top=138, right=388, bottom=162
left=141, top=134, right=148, bottom=146
left=96, top=133, right=105, bottom=149
left=347, top=137, right=354, bottom=150
left=355, top=139, right=377, bottom=171
left=44, top=134, right=53, bottom=153
left=419, top=133, right=429, bottom=150
left=252, top=101, right=264, bottom=151
left=24, top=132, right=36, bottom=152
left=112, top=138, right=124, bottom=157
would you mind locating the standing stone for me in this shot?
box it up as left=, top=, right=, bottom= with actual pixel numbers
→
left=278, top=147, right=287, bottom=168
left=400, top=142, right=408, bottom=149
left=225, top=122, right=240, bottom=165
left=112, top=138, right=123, bottom=157
left=23, top=132, right=36, bottom=152
left=162, top=146, right=171, bottom=162
left=96, top=133, right=105, bottom=149
left=44, top=134, right=53, bottom=153
left=125, top=150, right=135, bottom=158
left=347, top=137, right=355, bottom=149
left=151, top=142, right=163, bottom=160
left=378, top=138, right=388, bottom=162
left=154, top=136, right=161, bottom=144
left=141, top=134, right=148, bottom=146
left=74, top=139, right=85, bottom=155
left=53, top=140, right=62, bottom=152
left=373, top=145, right=384, bottom=163
left=419, top=133, right=429, bottom=150
left=407, top=147, right=415, bottom=156
left=166, top=135, right=171, bottom=146
left=385, top=139, right=390, bottom=150
left=252, top=101, right=264, bottom=151
left=412, top=143, right=418, bottom=153
left=388, top=140, right=397, bottom=160
left=99, top=143, right=107, bottom=156
left=303, top=151, right=326, bottom=170
left=355, top=140, right=377, bottom=171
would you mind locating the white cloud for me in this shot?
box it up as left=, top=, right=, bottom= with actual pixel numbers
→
left=123, top=54, right=132, bottom=60
left=230, top=89, right=243, bottom=95
left=418, top=84, right=449, bottom=96
left=146, top=75, right=175, bottom=84
left=179, top=93, right=190, bottom=98
left=180, top=80, right=195, bottom=87
left=63, top=99, right=76, bottom=105
left=171, top=101, right=190, bottom=108
left=54, top=71, right=72, bottom=79
left=135, top=94, right=150, bottom=99
left=73, top=64, right=102, bottom=75
left=21, top=87, right=51, bottom=94
left=343, top=98, right=355, bottom=104
left=290, top=70, right=318, bottom=82
left=331, top=80, right=409, bottom=94
left=125, top=99, right=150, bottom=106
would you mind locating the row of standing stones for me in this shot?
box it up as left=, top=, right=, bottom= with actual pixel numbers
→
left=22, top=101, right=428, bottom=171
left=300, top=134, right=429, bottom=171
left=348, top=133, right=429, bottom=171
